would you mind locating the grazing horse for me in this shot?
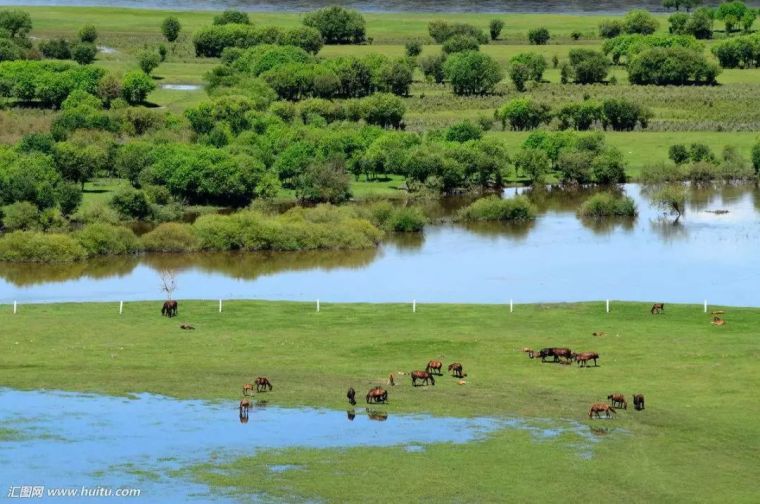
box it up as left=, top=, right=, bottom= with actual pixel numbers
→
left=607, top=393, right=627, bottom=409
left=650, top=303, right=664, bottom=315
left=589, top=403, right=616, bottom=419
left=255, top=377, right=272, bottom=392
left=411, top=370, right=435, bottom=386
left=448, top=362, right=464, bottom=378
left=633, top=394, right=645, bottom=411
left=242, top=383, right=255, bottom=396
left=347, top=387, right=356, bottom=406
left=161, top=300, right=178, bottom=318
left=239, top=398, right=251, bottom=419
left=366, top=387, right=388, bottom=404
left=426, top=360, right=443, bottom=375
left=539, top=348, right=572, bottom=363
left=574, top=351, right=599, bottom=367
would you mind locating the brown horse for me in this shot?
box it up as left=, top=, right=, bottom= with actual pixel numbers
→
left=633, top=394, right=645, bottom=411
left=574, top=351, right=599, bottom=367
left=411, top=370, right=435, bottom=386
left=607, top=393, right=627, bottom=409
left=347, top=387, right=356, bottom=406
left=255, top=377, right=272, bottom=392
left=366, top=387, right=388, bottom=404
left=448, top=362, right=464, bottom=378
left=426, top=360, right=443, bottom=375
left=589, top=403, right=616, bottom=419
left=242, top=383, right=254, bottom=396
left=651, top=303, right=664, bottom=315
left=539, top=348, right=573, bottom=363
left=161, top=300, right=178, bottom=318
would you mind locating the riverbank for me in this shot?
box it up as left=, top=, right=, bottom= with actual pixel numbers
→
left=1, top=299, right=757, bottom=501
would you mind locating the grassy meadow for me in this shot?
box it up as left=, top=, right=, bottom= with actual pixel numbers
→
left=0, top=300, right=758, bottom=501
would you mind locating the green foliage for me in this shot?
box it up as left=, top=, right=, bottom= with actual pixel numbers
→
left=711, top=34, right=760, bottom=68
left=233, top=44, right=315, bottom=76
left=141, top=222, right=199, bottom=252
left=601, top=99, right=652, bottom=131
left=158, top=44, right=167, bottom=62
left=442, top=34, right=480, bottom=54
left=161, top=16, right=181, bottom=42
left=752, top=141, right=760, bottom=175
left=279, top=26, right=324, bottom=54
left=489, top=19, right=504, bottom=41
left=109, top=187, right=151, bottom=220
left=557, top=102, right=602, bottom=131
left=302, top=6, right=366, bottom=44
left=428, top=20, right=489, bottom=44
left=0, top=39, right=22, bottom=62
left=0, top=150, right=62, bottom=209
left=508, top=53, right=546, bottom=91
left=71, top=42, right=97, bottom=65
left=628, top=47, right=719, bottom=85
left=418, top=53, right=445, bottom=83
left=75, top=223, right=141, bottom=256
left=53, top=134, right=111, bottom=188
left=567, top=49, right=609, bottom=84
left=445, top=121, right=482, bottom=143
left=598, top=19, right=624, bottom=38
left=192, top=24, right=282, bottom=57
left=404, top=38, right=422, bottom=57
left=56, top=183, right=82, bottom=216
left=0, top=9, right=32, bottom=38
left=495, top=98, right=551, bottom=131
left=527, top=27, right=550, bottom=45
left=602, top=34, right=703, bottom=64
left=624, top=9, right=660, bottom=35
left=651, top=184, right=687, bottom=216
left=296, top=157, right=352, bottom=204
left=360, top=92, right=406, bottom=128
left=1, top=201, right=41, bottom=230
left=138, top=50, right=160, bottom=75
left=78, top=24, right=97, bottom=43
left=668, top=144, right=690, bottom=164
left=213, top=10, right=250, bottom=26
left=121, top=70, right=155, bottom=104
left=0, top=231, right=86, bottom=262
left=38, top=38, right=71, bottom=59
left=443, top=51, right=503, bottom=96
left=457, top=195, right=537, bottom=221
left=578, top=192, right=637, bottom=217
left=368, top=203, right=426, bottom=232
left=514, top=147, right=550, bottom=183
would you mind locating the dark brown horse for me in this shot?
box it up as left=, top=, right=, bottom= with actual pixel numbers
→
left=589, top=403, right=616, bottom=419
left=162, top=300, right=178, bottom=318
left=366, top=387, right=388, bottom=404
left=574, top=351, right=599, bottom=367
left=633, top=394, right=645, bottom=411
left=448, top=362, right=464, bottom=378
left=347, top=387, right=356, bottom=406
left=255, top=377, right=272, bottom=392
left=608, top=393, right=627, bottom=409
left=538, top=348, right=573, bottom=363
left=651, top=303, right=664, bottom=315
left=426, top=360, right=443, bottom=375
left=242, top=383, right=254, bottom=396
left=411, top=370, right=435, bottom=386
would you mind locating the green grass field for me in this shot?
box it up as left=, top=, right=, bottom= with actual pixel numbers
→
left=1, top=300, right=757, bottom=501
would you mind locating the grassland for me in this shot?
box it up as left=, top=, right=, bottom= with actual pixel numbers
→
left=0, top=300, right=758, bottom=501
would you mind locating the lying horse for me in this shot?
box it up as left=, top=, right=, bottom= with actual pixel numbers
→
left=607, top=393, right=627, bottom=410
left=651, top=303, right=664, bottom=315
left=242, top=383, right=255, bottom=396
left=448, top=362, right=464, bottom=378
left=574, top=351, right=599, bottom=367
left=366, top=387, right=388, bottom=404
left=633, top=394, right=645, bottom=411
left=161, top=300, right=178, bottom=318
left=411, top=370, right=435, bottom=386
left=347, top=387, right=356, bottom=406
left=426, top=360, right=443, bottom=375
left=255, top=377, right=273, bottom=392
left=589, top=403, right=616, bottom=419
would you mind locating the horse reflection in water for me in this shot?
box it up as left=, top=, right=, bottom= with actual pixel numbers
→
left=239, top=398, right=251, bottom=423
left=346, top=409, right=356, bottom=421
left=367, top=410, right=389, bottom=421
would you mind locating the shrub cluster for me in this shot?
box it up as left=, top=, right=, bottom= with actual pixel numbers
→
left=602, top=34, right=703, bottom=65
left=627, top=47, right=719, bottom=85
left=578, top=193, right=637, bottom=217
left=193, top=24, right=324, bottom=57
left=303, top=6, right=366, bottom=44
left=456, top=195, right=537, bottom=221
left=0, top=61, right=105, bottom=107
left=711, top=34, right=760, bottom=68
left=496, top=98, right=651, bottom=132
left=428, top=20, right=489, bottom=44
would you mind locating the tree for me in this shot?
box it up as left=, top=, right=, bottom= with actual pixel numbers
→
left=628, top=47, right=719, bottom=85
left=110, top=187, right=151, bottom=219
left=405, top=38, right=422, bottom=57
left=514, top=148, right=550, bottom=183
left=303, top=6, right=366, bottom=44
left=280, top=26, right=324, bottom=54
left=159, top=268, right=177, bottom=300
left=445, top=121, right=482, bottom=142
left=0, top=39, right=22, bottom=61
left=567, top=49, right=609, bottom=84
left=528, top=27, right=550, bottom=45
left=122, top=70, right=156, bottom=104
left=601, top=98, right=652, bottom=131
left=652, top=184, right=687, bottom=218
left=39, top=38, right=71, bottom=59
left=360, top=93, right=406, bottom=128
left=668, top=144, right=690, bottom=164
left=495, top=98, right=551, bottom=131
left=427, top=21, right=489, bottom=44
left=508, top=62, right=530, bottom=92
left=79, top=24, right=98, bottom=43
left=213, top=9, right=250, bottom=25
left=71, top=42, right=97, bottom=65
left=377, top=58, right=414, bottom=96
left=752, top=141, right=760, bottom=175
left=598, top=19, right=624, bottom=38
left=557, top=102, right=602, bottom=130
left=489, top=19, right=504, bottom=41
left=508, top=53, right=547, bottom=90
left=296, top=157, right=351, bottom=204
left=443, top=51, right=503, bottom=95
left=53, top=139, right=110, bottom=189
left=0, top=10, right=32, bottom=38
left=442, top=35, right=480, bottom=54
left=669, top=13, right=690, bottom=33
left=419, top=53, right=445, bottom=83
left=161, top=16, right=181, bottom=42
left=716, top=1, right=751, bottom=34
left=624, top=9, right=660, bottom=35
left=741, top=10, right=756, bottom=33
left=686, top=8, right=714, bottom=38
left=138, top=50, right=160, bottom=75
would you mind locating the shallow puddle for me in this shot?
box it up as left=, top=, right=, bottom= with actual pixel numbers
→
left=160, top=84, right=202, bottom=91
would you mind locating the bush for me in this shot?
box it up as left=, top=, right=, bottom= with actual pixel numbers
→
left=1, top=201, right=40, bottom=230
left=490, top=19, right=504, bottom=40
left=75, top=223, right=141, bottom=256
left=444, top=51, right=503, bottom=95
left=0, top=231, right=87, bottom=262
left=567, top=49, right=609, bottom=84
left=110, top=187, right=151, bottom=220
left=213, top=10, right=250, bottom=25
left=716, top=1, right=752, bottom=34
left=141, top=222, right=199, bottom=252
left=669, top=144, right=690, bottom=164
left=192, top=24, right=283, bottom=57
left=303, top=6, right=366, bottom=44
left=79, top=24, right=98, bottom=43
left=419, top=53, right=445, bottom=83
left=628, top=47, right=719, bottom=85
left=56, top=183, right=82, bottom=216
left=428, top=21, right=489, bottom=44
left=457, top=195, right=537, bottom=221
left=624, top=9, right=660, bottom=35
left=445, top=121, right=482, bottom=142
left=442, top=34, right=480, bottom=54
left=138, top=50, right=160, bottom=75
left=711, top=34, right=760, bottom=68
left=578, top=193, right=637, bottom=217
left=508, top=53, right=546, bottom=91
left=0, top=39, right=22, bottom=62
left=360, top=92, right=405, bottom=128
left=599, top=19, right=624, bottom=38
left=161, top=16, right=181, bottom=42
left=592, top=148, right=627, bottom=184
left=495, top=98, right=551, bottom=131
left=279, top=26, right=324, bottom=54
left=39, top=38, right=71, bottom=59
left=651, top=184, right=686, bottom=216
left=528, top=27, right=550, bottom=45
left=514, top=148, right=550, bottom=183
left=558, top=102, right=602, bottom=131
left=71, top=42, right=97, bottom=65
left=602, top=33, right=703, bottom=65
left=0, top=10, right=32, bottom=38
left=405, top=38, right=422, bottom=57
left=384, top=206, right=427, bottom=232
left=752, top=141, right=760, bottom=175
left=296, top=157, right=351, bottom=204
left=601, top=99, right=652, bottom=131
left=121, top=70, right=155, bottom=104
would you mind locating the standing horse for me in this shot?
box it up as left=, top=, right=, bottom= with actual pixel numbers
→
left=161, top=300, right=178, bottom=318
left=242, top=383, right=254, bottom=396
left=448, top=363, right=464, bottom=378
left=607, top=393, right=627, bottom=409
left=574, top=352, right=600, bottom=367
left=411, top=370, right=435, bottom=386
left=347, top=387, right=356, bottom=406
left=426, top=360, right=443, bottom=375
left=651, top=303, right=664, bottom=315
left=366, top=387, right=388, bottom=404
left=255, top=377, right=273, bottom=392
left=589, top=403, right=616, bottom=419
left=633, top=394, right=645, bottom=411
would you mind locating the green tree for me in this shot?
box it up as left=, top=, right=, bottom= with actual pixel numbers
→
left=716, top=1, right=751, bottom=34
left=419, top=53, right=445, bottom=83
left=161, top=16, right=181, bottom=42
left=601, top=98, right=652, bottom=131
left=79, top=24, right=98, bottom=43
left=404, top=38, right=422, bottom=57
left=296, top=157, right=352, bottom=204
left=0, top=9, right=32, bottom=38
left=508, top=53, right=547, bottom=91
left=752, top=141, right=760, bottom=175
left=489, top=19, right=504, bottom=40
left=303, top=6, right=366, bottom=44
left=445, top=121, right=482, bottom=143
left=442, top=35, right=480, bottom=54
left=668, top=144, right=690, bottom=164
left=514, top=148, right=550, bottom=183
left=598, top=19, right=624, bottom=38
left=138, top=50, right=161, bottom=75
left=567, top=49, right=609, bottom=84
left=71, top=42, right=97, bottom=65
left=624, top=10, right=660, bottom=34
left=444, top=51, right=503, bottom=96
left=528, top=27, right=550, bottom=45
left=121, top=70, right=156, bottom=104
left=495, top=98, right=551, bottom=131
left=360, top=93, right=406, bottom=128
left=110, top=187, right=151, bottom=219
left=213, top=10, right=250, bottom=25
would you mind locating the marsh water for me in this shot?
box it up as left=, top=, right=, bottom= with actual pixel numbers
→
left=1, top=184, right=759, bottom=306
left=0, top=388, right=601, bottom=502
left=4, top=0, right=760, bottom=14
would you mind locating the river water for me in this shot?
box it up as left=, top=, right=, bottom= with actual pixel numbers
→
left=1, top=184, right=758, bottom=306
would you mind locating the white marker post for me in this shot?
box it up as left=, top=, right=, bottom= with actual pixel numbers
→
left=316, top=299, right=320, bottom=313
left=704, top=300, right=707, bottom=313
left=219, top=299, right=223, bottom=313
left=13, top=301, right=17, bottom=314
left=510, top=299, right=513, bottom=313
left=119, top=301, right=124, bottom=315
left=413, top=300, right=416, bottom=313
left=606, top=299, right=610, bottom=313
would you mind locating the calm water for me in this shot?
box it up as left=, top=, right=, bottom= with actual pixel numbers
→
left=1, top=183, right=759, bottom=306
left=0, top=388, right=599, bottom=502
left=1, top=0, right=757, bottom=14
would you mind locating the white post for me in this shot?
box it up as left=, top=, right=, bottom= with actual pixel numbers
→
left=704, top=300, right=707, bottom=313
left=13, top=301, right=17, bottom=314
left=219, top=299, right=223, bottom=313
left=119, top=301, right=123, bottom=315
left=412, top=300, right=416, bottom=313
left=606, top=299, right=610, bottom=313
left=510, top=299, right=513, bottom=313
left=316, top=299, right=320, bottom=313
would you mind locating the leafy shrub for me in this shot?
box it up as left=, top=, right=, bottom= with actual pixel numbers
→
left=138, top=50, right=160, bottom=75
left=514, top=148, right=551, bottom=183
left=384, top=206, right=427, bottom=232
left=711, top=34, right=760, bottom=68
left=599, top=19, right=624, bottom=38
left=110, top=187, right=151, bottom=220
left=495, top=98, right=551, bottom=131
left=0, top=9, right=32, bottom=38
left=457, top=195, right=537, bottom=221
left=489, top=19, right=504, bottom=40
left=567, top=49, right=609, bottom=84
left=651, top=184, right=686, bottom=216
left=279, top=26, right=324, bottom=54
left=624, top=9, right=660, bottom=34
left=602, top=34, right=703, bottom=65
left=601, top=99, right=652, bottom=131
left=405, top=38, right=422, bottom=57
left=419, top=53, right=445, bottom=83
left=213, top=10, right=250, bottom=25
left=528, top=27, right=550, bottom=45
left=578, top=193, right=637, bottom=217
left=752, top=141, right=760, bottom=175
left=1, top=201, right=40, bottom=230
left=193, top=24, right=283, bottom=57
left=39, top=38, right=71, bottom=59
left=75, top=223, right=141, bottom=256
left=444, top=51, right=503, bottom=95
left=0, top=231, right=87, bottom=262
left=442, top=34, right=480, bottom=54
left=161, top=16, right=181, bottom=42
left=121, top=70, right=155, bottom=104
left=296, top=157, right=351, bottom=204
left=56, top=183, right=82, bottom=216
left=0, top=39, right=22, bottom=62
left=557, top=102, right=602, bottom=131
left=508, top=52, right=546, bottom=91
left=628, top=47, right=719, bottom=85
left=668, top=144, right=690, bottom=164
left=428, top=21, right=489, bottom=44
left=71, top=42, right=97, bottom=65
left=141, top=222, right=199, bottom=252
left=303, top=6, right=366, bottom=44
left=445, top=121, right=482, bottom=142
left=360, top=92, right=406, bottom=128
left=79, top=24, right=98, bottom=43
